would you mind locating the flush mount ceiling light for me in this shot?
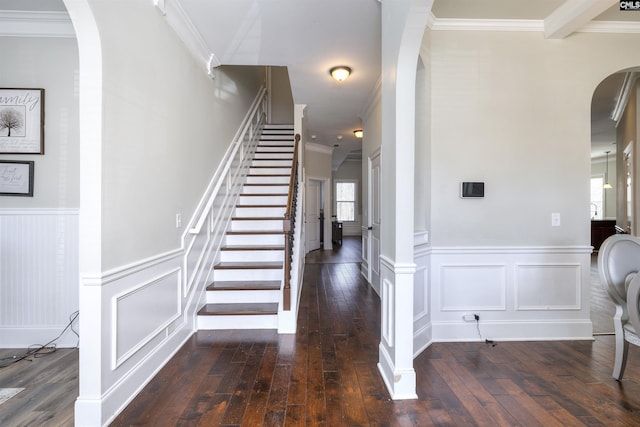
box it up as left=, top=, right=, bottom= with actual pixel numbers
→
left=353, top=129, right=363, bottom=139
left=330, top=66, right=351, bottom=82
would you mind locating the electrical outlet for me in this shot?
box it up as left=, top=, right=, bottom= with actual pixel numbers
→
left=175, top=213, right=182, bottom=228
left=463, top=314, right=478, bottom=322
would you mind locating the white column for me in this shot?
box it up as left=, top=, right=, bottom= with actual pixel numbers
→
left=377, top=0, right=431, bottom=400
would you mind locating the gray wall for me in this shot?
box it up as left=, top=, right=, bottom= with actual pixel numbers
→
left=0, top=37, right=79, bottom=208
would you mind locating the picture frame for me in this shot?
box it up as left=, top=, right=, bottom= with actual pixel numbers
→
left=0, top=160, right=34, bottom=197
left=0, top=88, right=45, bottom=154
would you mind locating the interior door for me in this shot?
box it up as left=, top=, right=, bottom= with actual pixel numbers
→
left=369, top=151, right=381, bottom=294
left=306, top=179, right=321, bottom=252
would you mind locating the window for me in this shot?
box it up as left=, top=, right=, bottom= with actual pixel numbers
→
left=591, top=176, right=603, bottom=220
left=336, top=181, right=357, bottom=222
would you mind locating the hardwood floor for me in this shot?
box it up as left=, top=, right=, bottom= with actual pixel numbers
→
left=112, top=237, right=640, bottom=426
left=1, top=237, right=636, bottom=426
left=0, top=347, right=77, bottom=427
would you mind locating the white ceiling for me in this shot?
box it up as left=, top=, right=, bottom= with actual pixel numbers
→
left=4, top=0, right=640, bottom=165
left=175, top=0, right=640, bottom=166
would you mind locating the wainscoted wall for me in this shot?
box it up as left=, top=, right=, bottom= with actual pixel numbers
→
left=429, top=246, right=593, bottom=342
left=0, top=209, right=79, bottom=347
left=92, top=248, right=198, bottom=421
left=413, top=231, right=431, bottom=356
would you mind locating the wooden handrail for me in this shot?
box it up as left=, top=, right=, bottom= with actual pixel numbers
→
left=283, top=134, right=300, bottom=311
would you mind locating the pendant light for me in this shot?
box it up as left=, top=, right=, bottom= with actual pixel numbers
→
left=603, top=150, right=613, bottom=189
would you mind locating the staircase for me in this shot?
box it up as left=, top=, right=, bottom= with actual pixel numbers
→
left=197, top=124, right=295, bottom=330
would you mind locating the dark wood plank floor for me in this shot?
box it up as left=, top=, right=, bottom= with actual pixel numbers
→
left=0, top=237, right=633, bottom=426
left=112, top=237, right=640, bottom=426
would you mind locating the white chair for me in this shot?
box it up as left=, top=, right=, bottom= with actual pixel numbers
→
left=598, top=234, right=640, bottom=380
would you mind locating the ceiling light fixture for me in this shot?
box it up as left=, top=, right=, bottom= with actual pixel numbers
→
left=604, top=150, right=613, bottom=189
left=330, top=66, right=351, bottom=82
left=353, top=129, right=363, bottom=139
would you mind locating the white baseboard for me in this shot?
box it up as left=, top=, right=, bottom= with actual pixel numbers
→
left=431, top=319, right=594, bottom=342
left=0, top=327, right=79, bottom=349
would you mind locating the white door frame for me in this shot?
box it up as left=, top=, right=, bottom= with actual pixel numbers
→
left=306, top=176, right=332, bottom=251
left=366, top=149, right=381, bottom=294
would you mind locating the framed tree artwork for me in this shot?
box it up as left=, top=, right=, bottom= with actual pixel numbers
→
left=0, top=88, right=45, bottom=154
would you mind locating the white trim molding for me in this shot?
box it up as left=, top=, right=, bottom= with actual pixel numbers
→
left=0, top=11, right=75, bottom=38
left=427, top=11, right=640, bottom=35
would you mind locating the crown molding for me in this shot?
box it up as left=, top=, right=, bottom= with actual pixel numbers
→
left=0, top=11, right=75, bottom=38
left=427, top=12, right=640, bottom=35
left=157, top=0, right=217, bottom=77
left=612, top=71, right=638, bottom=126
left=580, top=20, right=640, bottom=33
left=361, top=75, right=382, bottom=121
left=305, top=142, right=333, bottom=155
left=429, top=17, right=543, bottom=32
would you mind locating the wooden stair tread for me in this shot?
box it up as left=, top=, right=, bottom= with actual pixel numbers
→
left=236, top=204, right=286, bottom=208
left=244, top=183, right=289, bottom=186
left=206, top=280, right=281, bottom=291
left=226, top=230, right=284, bottom=235
left=198, top=303, right=278, bottom=316
left=231, top=216, right=284, bottom=221
left=255, top=145, right=294, bottom=148
left=214, top=261, right=283, bottom=269
left=250, top=165, right=292, bottom=168
left=248, top=174, right=290, bottom=177
left=241, top=193, right=288, bottom=196
left=221, top=245, right=284, bottom=251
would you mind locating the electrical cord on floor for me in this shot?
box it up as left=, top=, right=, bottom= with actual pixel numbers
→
left=474, top=315, right=497, bottom=347
left=0, top=310, right=79, bottom=369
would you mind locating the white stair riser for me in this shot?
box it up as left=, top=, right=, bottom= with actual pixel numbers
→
left=258, top=141, right=294, bottom=148
left=213, top=268, right=283, bottom=281
left=246, top=175, right=290, bottom=184
left=239, top=195, right=287, bottom=205
left=205, top=289, right=280, bottom=304
left=242, top=185, right=289, bottom=194
left=249, top=167, right=292, bottom=175
left=197, top=314, right=278, bottom=330
left=234, top=206, right=286, bottom=217
left=260, top=134, right=293, bottom=139
left=220, top=250, right=284, bottom=262
left=251, top=160, right=292, bottom=167
left=256, top=146, right=294, bottom=153
left=226, top=234, right=284, bottom=246
left=255, top=154, right=293, bottom=161
left=230, top=220, right=283, bottom=232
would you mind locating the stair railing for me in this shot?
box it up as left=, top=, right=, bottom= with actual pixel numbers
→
left=283, top=134, right=300, bottom=310
left=188, top=86, right=267, bottom=236
left=182, top=87, right=266, bottom=294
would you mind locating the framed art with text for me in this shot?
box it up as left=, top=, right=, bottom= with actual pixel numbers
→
left=0, top=88, right=45, bottom=154
left=0, top=160, right=34, bottom=196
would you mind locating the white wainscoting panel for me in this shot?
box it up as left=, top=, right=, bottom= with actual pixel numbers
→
left=360, top=232, right=369, bottom=280
left=113, top=268, right=181, bottom=368
left=515, top=264, right=581, bottom=310
left=413, top=232, right=431, bottom=357
left=430, top=246, right=592, bottom=341
left=440, top=265, right=506, bottom=311
left=381, top=278, right=394, bottom=346
left=0, top=209, right=79, bottom=347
